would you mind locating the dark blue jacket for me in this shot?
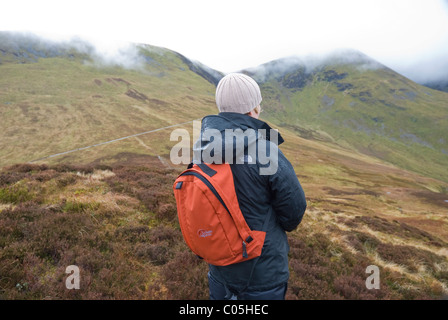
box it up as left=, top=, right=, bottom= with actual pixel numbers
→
left=194, top=112, right=307, bottom=293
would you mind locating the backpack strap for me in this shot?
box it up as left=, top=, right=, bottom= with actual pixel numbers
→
left=187, top=162, right=217, bottom=177
left=196, top=163, right=217, bottom=177
left=237, top=208, right=272, bottom=296
left=222, top=208, right=272, bottom=299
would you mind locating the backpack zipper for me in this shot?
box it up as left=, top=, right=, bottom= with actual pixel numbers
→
left=181, top=171, right=231, bottom=215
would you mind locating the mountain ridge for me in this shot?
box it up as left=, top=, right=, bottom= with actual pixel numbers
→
left=239, top=52, right=448, bottom=183
left=1, top=31, right=447, bottom=182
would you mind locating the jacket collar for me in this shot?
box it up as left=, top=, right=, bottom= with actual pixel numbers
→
left=201, top=112, right=285, bottom=145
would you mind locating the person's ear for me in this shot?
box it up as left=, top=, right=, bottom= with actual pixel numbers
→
left=247, top=105, right=260, bottom=119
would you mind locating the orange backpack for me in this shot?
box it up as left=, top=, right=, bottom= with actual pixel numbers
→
left=173, top=163, right=267, bottom=266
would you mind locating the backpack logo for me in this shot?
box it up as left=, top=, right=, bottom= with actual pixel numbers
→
left=197, top=229, right=213, bottom=238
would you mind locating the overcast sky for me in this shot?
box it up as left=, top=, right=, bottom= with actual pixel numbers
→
left=1, top=0, right=448, bottom=83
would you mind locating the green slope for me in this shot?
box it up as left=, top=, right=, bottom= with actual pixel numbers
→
left=0, top=32, right=220, bottom=166
left=243, top=52, right=448, bottom=182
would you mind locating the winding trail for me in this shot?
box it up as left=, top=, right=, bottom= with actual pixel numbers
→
left=28, top=119, right=199, bottom=163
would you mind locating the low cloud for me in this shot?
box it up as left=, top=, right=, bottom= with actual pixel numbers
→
left=84, top=39, right=146, bottom=70
left=0, top=31, right=146, bottom=70
left=391, top=51, right=448, bottom=85
left=242, top=48, right=384, bottom=83
left=3, top=31, right=448, bottom=86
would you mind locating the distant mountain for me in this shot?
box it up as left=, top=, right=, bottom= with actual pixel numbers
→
left=0, top=31, right=224, bottom=86
left=241, top=49, right=448, bottom=182
left=174, top=53, right=224, bottom=86
left=242, top=49, right=384, bottom=83
left=422, top=80, right=448, bottom=93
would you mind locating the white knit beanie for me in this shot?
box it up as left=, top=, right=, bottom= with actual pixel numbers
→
left=215, top=73, right=262, bottom=114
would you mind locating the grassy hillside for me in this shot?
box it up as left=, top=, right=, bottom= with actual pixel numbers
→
left=1, top=33, right=447, bottom=300
left=0, top=32, right=218, bottom=167
left=244, top=53, right=448, bottom=183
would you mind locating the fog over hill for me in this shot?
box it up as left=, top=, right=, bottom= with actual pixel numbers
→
left=0, top=31, right=224, bottom=85
left=240, top=49, right=386, bottom=83
left=423, top=80, right=448, bottom=93
left=2, top=30, right=447, bottom=91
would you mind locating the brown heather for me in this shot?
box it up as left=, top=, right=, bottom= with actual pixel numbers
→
left=0, top=156, right=447, bottom=300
